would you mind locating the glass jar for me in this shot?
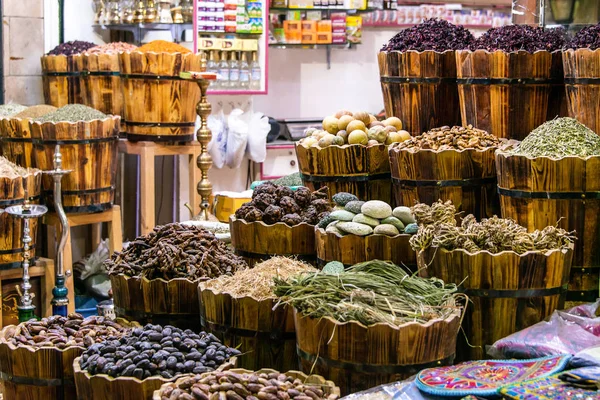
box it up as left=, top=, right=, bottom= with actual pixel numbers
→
left=181, top=0, right=193, bottom=23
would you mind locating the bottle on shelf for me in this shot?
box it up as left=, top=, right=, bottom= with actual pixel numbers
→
left=218, top=50, right=230, bottom=89
left=207, top=51, right=220, bottom=90
left=250, top=51, right=261, bottom=90
left=229, top=51, right=240, bottom=89
left=239, top=51, right=251, bottom=90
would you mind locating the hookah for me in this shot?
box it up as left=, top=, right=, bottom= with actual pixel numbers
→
left=5, top=194, right=48, bottom=322
left=44, top=145, right=73, bottom=317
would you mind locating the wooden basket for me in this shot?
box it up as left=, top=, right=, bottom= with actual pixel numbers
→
left=548, top=52, right=568, bottom=120
left=418, top=246, right=573, bottom=361
left=496, top=151, right=600, bottom=305
left=378, top=50, right=460, bottom=135
left=295, top=142, right=391, bottom=203
left=81, top=53, right=125, bottom=132
left=230, top=217, right=316, bottom=267
left=30, top=116, right=120, bottom=213
left=199, top=288, right=298, bottom=372
left=389, top=145, right=499, bottom=219
left=563, top=48, right=600, bottom=133
left=0, top=118, right=36, bottom=168
left=41, top=54, right=83, bottom=107
left=152, top=368, right=341, bottom=400
left=119, top=51, right=203, bottom=142
left=315, top=228, right=416, bottom=272
left=0, top=170, right=42, bottom=269
left=110, top=274, right=201, bottom=331
left=294, top=307, right=462, bottom=396
left=456, top=50, right=560, bottom=140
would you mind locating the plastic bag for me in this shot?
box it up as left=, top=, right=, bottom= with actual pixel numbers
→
left=207, top=111, right=228, bottom=169
left=571, top=345, right=600, bottom=368
left=246, top=112, right=270, bottom=163
left=75, top=239, right=111, bottom=299
left=226, top=108, right=249, bottom=169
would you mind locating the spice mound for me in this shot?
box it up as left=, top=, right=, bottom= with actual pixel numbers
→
left=0, top=156, right=39, bottom=179
left=273, top=172, right=303, bottom=187
left=470, top=25, right=566, bottom=53
left=137, top=40, right=192, bottom=54
left=104, top=223, right=247, bottom=281
left=274, top=260, right=458, bottom=326
left=13, top=105, right=57, bottom=119
left=159, top=370, right=339, bottom=400
left=409, top=200, right=576, bottom=254
left=235, top=182, right=332, bottom=226
left=48, top=40, right=96, bottom=56
left=2, top=314, right=127, bottom=350
left=35, top=104, right=107, bottom=123
left=395, top=125, right=500, bottom=151
left=381, top=18, right=475, bottom=52
left=86, top=42, right=138, bottom=54
left=510, top=117, right=600, bottom=158
left=0, top=103, right=27, bottom=118
left=79, top=324, right=241, bottom=380
left=567, top=23, right=600, bottom=50
left=200, top=257, right=316, bottom=301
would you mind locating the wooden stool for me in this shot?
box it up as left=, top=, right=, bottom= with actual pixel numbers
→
left=44, top=206, right=123, bottom=314
left=118, top=140, right=202, bottom=236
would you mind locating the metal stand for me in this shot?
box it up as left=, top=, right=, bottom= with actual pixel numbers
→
left=5, top=201, right=48, bottom=322
left=44, top=145, right=72, bottom=317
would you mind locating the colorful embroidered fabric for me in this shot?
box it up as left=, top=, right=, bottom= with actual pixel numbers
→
left=500, top=372, right=600, bottom=399
left=415, top=355, right=571, bottom=397
left=559, top=366, right=600, bottom=389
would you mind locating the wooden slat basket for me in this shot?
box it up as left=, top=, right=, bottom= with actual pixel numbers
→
left=0, top=169, right=42, bottom=270
left=119, top=52, right=203, bottom=142
left=110, top=274, right=202, bottom=331
left=199, top=288, right=298, bottom=372
left=30, top=116, right=120, bottom=213
left=0, top=118, right=36, bottom=168
left=456, top=50, right=561, bottom=140
left=295, top=143, right=391, bottom=203
left=41, top=54, right=83, bottom=107
left=563, top=48, right=600, bottom=133
left=294, top=307, right=462, bottom=396
left=496, top=151, right=600, bottom=305
left=418, top=246, right=573, bottom=361
left=230, top=217, right=316, bottom=267
left=378, top=50, right=460, bottom=135
left=152, top=368, right=341, bottom=400
left=388, top=144, right=499, bottom=219
left=315, top=228, right=416, bottom=272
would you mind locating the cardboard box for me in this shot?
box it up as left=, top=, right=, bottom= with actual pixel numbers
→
left=284, top=20, right=302, bottom=32
left=301, top=20, right=316, bottom=32
left=316, top=31, right=332, bottom=44
left=332, top=32, right=346, bottom=44
left=317, top=20, right=332, bottom=32
left=198, top=38, right=223, bottom=50
left=302, top=32, right=317, bottom=43
left=214, top=195, right=252, bottom=223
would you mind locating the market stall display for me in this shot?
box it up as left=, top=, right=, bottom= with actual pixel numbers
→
left=315, top=196, right=417, bottom=270
left=411, top=201, right=575, bottom=360
left=295, top=112, right=395, bottom=203
left=389, top=125, right=501, bottom=219
left=153, top=369, right=341, bottom=400
left=107, top=223, right=247, bottom=330
left=496, top=117, right=600, bottom=305
left=0, top=314, right=131, bottom=399
left=199, top=257, right=316, bottom=371
left=378, top=19, right=474, bottom=135
left=275, top=260, right=462, bottom=395
left=231, top=183, right=331, bottom=266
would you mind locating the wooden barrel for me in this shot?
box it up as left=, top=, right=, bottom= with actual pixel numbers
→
left=110, top=274, right=201, bottom=331
left=153, top=368, right=341, bottom=400
left=294, top=307, right=462, bottom=396
left=230, top=217, right=316, bottom=267
left=389, top=145, right=499, bottom=220
left=41, top=54, right=83, bottom=107
left=418, top=246, right=573, bottom=361
left=0, top=118, right=36, bottom=168
left=378, top=50, right=460, bottom=135
left=0, top=169, right=42, bottom=270
left=119, top=52, right=203, bottom=142
left=30, top=116, right=120, bottom=213
left=548, top=52, right=568, bottom=120
left=199, top=288, right=298, bottom=372
left=456, top=50, right=560, bottom=140
left=315, top=228, right=416, bottom=272
left=563, top=48, right=600, bottom=133
left=496, top=151, right=600, bottom=304
left=295, top=142, right=391, bottom=203
left=81, top=53, right=125, bottom=132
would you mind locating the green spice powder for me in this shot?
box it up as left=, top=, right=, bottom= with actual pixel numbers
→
left=36, top=104, right=107, bottom=123
left=513, top=117, right=600, bottom=158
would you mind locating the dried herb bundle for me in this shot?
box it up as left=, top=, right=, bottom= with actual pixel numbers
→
left=409, top=201, right=575, bottom=254
left=104, top=223, right=247, bottom=280
left=395, top=125, right=500, bottom=152
left=512, top=117, right=600, bottom=158
left=274, top=260, right=458, bottom=325
left=0, top=156, right=36, bottom=179
left=381, top=18, right=474, bottom=52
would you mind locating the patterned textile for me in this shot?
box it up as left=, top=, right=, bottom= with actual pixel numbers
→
left=415, top=355, right=571, bottom=397
left=559, top=367, right=600, bottom=389
left=500, top=372, right=600, bottom=399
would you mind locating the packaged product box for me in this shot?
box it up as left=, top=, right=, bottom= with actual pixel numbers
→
left=286, top=10, right=303, bottom=20
left=301, top=20, right=317, bottom=32
left=332, top=32, right=346, bottom=44
left=198, top=38, right=223, bottom=50
left=222, top=38, right=243, bottom=50
left=306, top=11, right=322, bottom=20
left=284, top=20, right=302, bottom=43
left=346, top=15, right=362, bottom=43
left=302, top=32, right=317, bottom=43
left=241, top=38, right=259, bottom=51
left=317, top=20, right=332, bottom=32
left=250, top=18, right=264, bottom=33
left=316, top=31, right=332, bottom=43
left=271, top=0, right=288, bottom=7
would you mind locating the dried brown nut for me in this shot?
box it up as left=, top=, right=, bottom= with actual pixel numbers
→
left=263, top=205, right=284, bottom=225
left=281, top=213, right=302, bottom=227
left=279, top=196, right=300, bottom=215
left=244, top=207, right=264, bottom=223
left=293, top=187, right=312, bottom=208
left=253, top=193, right=276, bottom=211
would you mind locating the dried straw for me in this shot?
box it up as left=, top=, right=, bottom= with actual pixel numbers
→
left=0, top=156, right=37, bottom=179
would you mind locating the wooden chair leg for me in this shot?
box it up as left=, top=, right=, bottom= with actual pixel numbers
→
left=139, top=147, right=156, bottom=236
left=91, top=223, right=102, bottom=253
left=109, top=206, right=124, bottom=255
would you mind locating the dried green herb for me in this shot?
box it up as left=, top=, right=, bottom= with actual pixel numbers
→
left=512, top=117, right=600, bottom=158
left=35, top=104, right=107, bottom=123
left=273, top=172, right=303, bottom=187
